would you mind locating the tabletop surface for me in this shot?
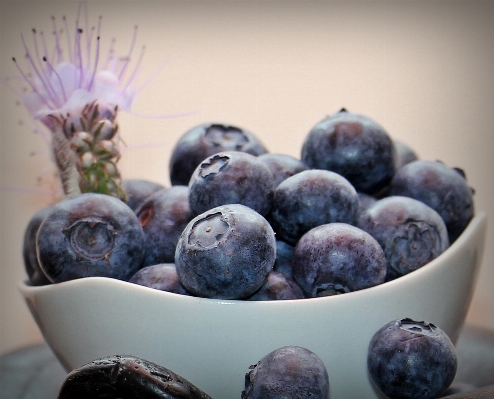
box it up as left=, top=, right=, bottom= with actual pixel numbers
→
left=1, top=324, right=494, bottom=399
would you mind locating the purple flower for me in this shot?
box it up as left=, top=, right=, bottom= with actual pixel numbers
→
left=12, top=2, right=144, bottom=130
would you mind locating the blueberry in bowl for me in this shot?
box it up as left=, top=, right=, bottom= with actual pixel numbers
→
left=18, top=212, right=486, bottom=399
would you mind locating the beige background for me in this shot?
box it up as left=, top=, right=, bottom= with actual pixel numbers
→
left=1, top=0, right=493, bottom=356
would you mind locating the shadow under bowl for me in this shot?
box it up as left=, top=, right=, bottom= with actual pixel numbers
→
left=19, top=212, right=487, bottom=399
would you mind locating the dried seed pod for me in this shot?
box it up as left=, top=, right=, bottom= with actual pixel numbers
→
left=58, top=355, right=213, bottom=399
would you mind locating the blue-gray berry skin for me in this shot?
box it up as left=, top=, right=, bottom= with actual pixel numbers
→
left=247, top=271, right=305, bottom=301
left=58, top=354, right=213, bottom=399
left=273, top=240, right=295, bottom=279
left=36, top=193, right=145, bottom=283
left=357, top=192, right=378, bottom=215
left=292, top=223, right=386, bottom=297
left=301, top=108, right=398, bottom=194
left=122, top=179, right=166, bottom=212
left=169, top=123, right=268, bottom=186
left=358, top=196, right=449, bottom=281
left=394, top=140, right=419, bottom=169
left=257, top=153, right=309, bottom=187
left=23, top=205, right=53, bottom=286
left=175, top=204, right=276, bottom=299
left=269, top=169, right=359, bottom=245
left=389, top=160, right=475, bottom=243
left=129, top=263, right=191, bottom=296
left=136, top=186, right=194, bottom=267
left=188, top=151, right=275, bottom=217
left=242, top=346, right=329, bottom=399
left=368, top=318, right=457, bottom=399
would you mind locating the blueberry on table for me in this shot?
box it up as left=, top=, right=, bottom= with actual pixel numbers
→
left=367, top=318, right=457, bottom=399
left=36, top=193, right=145, bottom=283
left=389, top=160, right=475, bottom=243
left=358, top=196, right=449, bottom=281
left=301, top=108, right=398, bottom=194
left=257, top=153, right=309, bottom=187
left=57, top=354, right=212, bottom=399
left=129, top=263, right=191, bottom=296
left=136, top=186, right=194, bottom=266
left=22, top=205, right=53, bottom=286
left=188, top=151, right=275, bottom=217
left=246, top=271, right=305, bottom=301
left=242, top=346, right=329, bottom=399
left=121, top=178, right=166, bottom=212
left=169, top=122, right=268, bottom=186
left=175, top=204, right=276, bottom=300
left=269, top=169, right=359, bottom=245
left=292, top=223, right=386, bottom=297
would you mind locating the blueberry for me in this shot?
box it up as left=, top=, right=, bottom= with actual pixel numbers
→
left=122, top=179, right=166, bottom=212
left=395, top=140, right=419, bottom=169
left=257, top=153, right=308, bottom=187
left=269, top=169, right=359, bottom=245
left=36, top=193, right=145, bottom=282
left=242, top=346, right=329, bottom=399
left=247, top=271, right=305, bottom=301
left=58, top=354, right=212, bottom=399
left=292, top=223, right=386, bottom=297
left=357, top=192, right=377, bottom=215
left=358, top=196, right=449, bottom=281
left=188, top=151, right=275, bottom=216
left=129, top=263, right=191, bottom=296
left=301, top=108, right=398, bottom=194
left=389, top=160, right=475, bottom=243
left=169, top=123, right=268, bottom=186
left=22, top=205, right=53, bottom=286
left=368, top=318, right=457, bottom=399
left=136, top=186, right=194, bottom=266
left=272, top=240, right=295, bottom=279
left=175, top=204, right=276, bottom=299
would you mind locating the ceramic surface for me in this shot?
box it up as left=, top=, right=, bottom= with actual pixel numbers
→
left=19, top=213, right=487, bottom=399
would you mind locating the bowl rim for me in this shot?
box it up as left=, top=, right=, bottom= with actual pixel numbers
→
left=19, top=211, right=488, bottom=305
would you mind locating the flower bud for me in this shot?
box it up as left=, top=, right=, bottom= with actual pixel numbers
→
left=93, top=120, right=118, bottom=141
left=80, top=152, right=98, bottom=169
left=94, top=140, right=120, bottom=160
left=71, top=131, right=93, bottom=153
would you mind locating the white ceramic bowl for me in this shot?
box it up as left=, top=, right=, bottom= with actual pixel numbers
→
left=20, top=212, right=487, bottom=399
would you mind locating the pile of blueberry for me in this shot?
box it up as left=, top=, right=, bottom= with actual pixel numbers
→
left=24, top=108, right=475, bottom=302
left=56, top=317, right=458, bottom=399
left=24, top=108, right=474, bottom=399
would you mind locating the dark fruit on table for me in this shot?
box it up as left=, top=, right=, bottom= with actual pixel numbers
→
left=292, top=223, right=387, bottom=297
left=242, top=346, right=329, bottom=399
left=57, top=354, right=212, bottom=399
left=367, top=318, right=457, bottom=399
left=358, top=196, right=449, bottom=281
left=188, top=151, right=275, bottom=217
left=175, top=204, right=276, bottom=299
left=301, top=108, right=398, bottom=194
left=36, top=193, right=145, bottom=283
left=169, top=122, right=268, bottom=186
